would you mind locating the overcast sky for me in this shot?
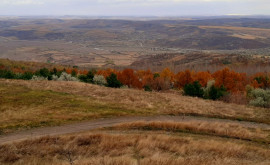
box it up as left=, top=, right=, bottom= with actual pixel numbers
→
left=0, top=0, right=269, bottom=16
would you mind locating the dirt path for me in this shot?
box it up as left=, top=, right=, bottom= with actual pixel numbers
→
left=1, top=115, right=270, bottom=145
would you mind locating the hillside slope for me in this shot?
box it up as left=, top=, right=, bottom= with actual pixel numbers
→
left=0, top=79, right=269, bottom=134
left=1, top=79, right=270, bottom=165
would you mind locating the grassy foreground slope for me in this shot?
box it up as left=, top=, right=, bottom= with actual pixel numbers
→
left=0, top=79, right=269, bottom=134
left=1, top=129, right=270, bottom=165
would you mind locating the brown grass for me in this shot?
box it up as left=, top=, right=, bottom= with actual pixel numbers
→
left=0, top=131, right=270, bottom=165
left=0, top=82, right=155, bottom=134
left=1, top=79, right=268, bottom=125
left=112, top=121, right=270, bottom=144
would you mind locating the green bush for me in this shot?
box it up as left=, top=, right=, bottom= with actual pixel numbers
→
left=208, top=85, right=226, bottom=100
left=203, top=80, right=227, bottom=100
left=71, top=69, right=77, bottom=77
left=153, top=73, right=160, bottom=79
left=184, top=81, right=204, bottom=98
left=93, top=75, right=107, bottom=86
left=249, top=88, right=270, bottom=108
left=79, top=70, right=94, bottom=83
left=50, top=68, right=63, bottom=77
left=31, top=75, right=48, bottom=81
left=0, top=69, right=16, bottom=79
left=18, top=72, right=34, bottom=80
left=144, top=85, right=152, bottom=92
left=35, top=68, right=52, bottom=80
left=106, top=73, right=122, bottom=88
left=57, top=72, right=79, bottom=82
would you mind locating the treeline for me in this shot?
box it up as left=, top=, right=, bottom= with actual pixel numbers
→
left=0, top=67, right=269, bottom=108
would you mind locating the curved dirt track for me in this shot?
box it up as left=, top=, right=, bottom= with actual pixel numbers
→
left=1, top=115, right=270, bottom=145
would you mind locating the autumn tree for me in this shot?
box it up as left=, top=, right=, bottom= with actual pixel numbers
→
left=79, top=70, right=88, bottom=75
left=160, top=68, right=174, bottom=82
left=174, top=70, right=193, bottom=89
left=151, top=77, right=170, bottom=91
left=212, top=68, right=247, bottom=93
left=136, top=69, right=154, bottom=91
left=251, top=73, right=270, bottom=89
left=193, top=71, right=212, bottom=87
left=118, top=68, right=142, bottom=89
left=97, top=68, right=117, bottom=78
left=65, top=68, right=73, bottom=74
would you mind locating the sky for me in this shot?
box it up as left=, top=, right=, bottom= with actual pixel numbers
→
left=0, top=0, right=269, bottom=16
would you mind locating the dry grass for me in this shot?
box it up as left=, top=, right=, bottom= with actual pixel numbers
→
left=0, top=82, right=154, bottom=133
left=112, top=121, right=270, bottom=144
left=0, top=131, right=270, bottom=165
left=1, top=79, right=268, bottom=124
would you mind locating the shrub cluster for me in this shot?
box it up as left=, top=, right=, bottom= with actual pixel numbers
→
left=184, top=80, right=227, bottom=101
left=78, top=71, right=121, bottom=88
left=78, top=71, right=94, bottom=83
left=106, top=73, right=122, bottom=88
left=93, top=75, right=107, bottom=86
left=184, top=81, right=204, bottom=98
left=249, top=89, right=270, bottom=108
left=55, top=72, right=79, bottom=81
left=0, top=70, right=34, bottom=80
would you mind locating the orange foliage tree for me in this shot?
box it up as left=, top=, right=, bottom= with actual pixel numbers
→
left=193, top=71, right=213, bottom=87
left=160, top=68, right=174, bottom=82
left=79, top=69, right=88, bottom=75
left=118, top=68, right=143, bottom=89
left=97, top=68, right=117, bottom=78
left=151, top=77, right=170, bottom=91
left=251, top=72, right=270, bottom=89
left=136, top=69, right=154, bottom=87
left=174, top=70, right=193, bottom=89
left=212, top=68, right=247, bottom=93
left=12, top=68, right=25, bottom=74
left=65, top=68, right=72, bottom=74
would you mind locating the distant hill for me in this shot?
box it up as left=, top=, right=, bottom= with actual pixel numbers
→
left=0, top=18, right=270, bottom=67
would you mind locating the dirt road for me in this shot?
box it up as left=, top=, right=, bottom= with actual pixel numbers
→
left=1, top=115, right=270, bottom=145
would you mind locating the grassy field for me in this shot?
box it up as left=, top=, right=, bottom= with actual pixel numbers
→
left=0, top=129, right=270, bottom=165
left=1, top=79, right=270, bottom=165
left=111, top=121, right=270, bottom=144
left=0, top=79, right=269, bottom=134
left=0, top=82, right=155, bottom=134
